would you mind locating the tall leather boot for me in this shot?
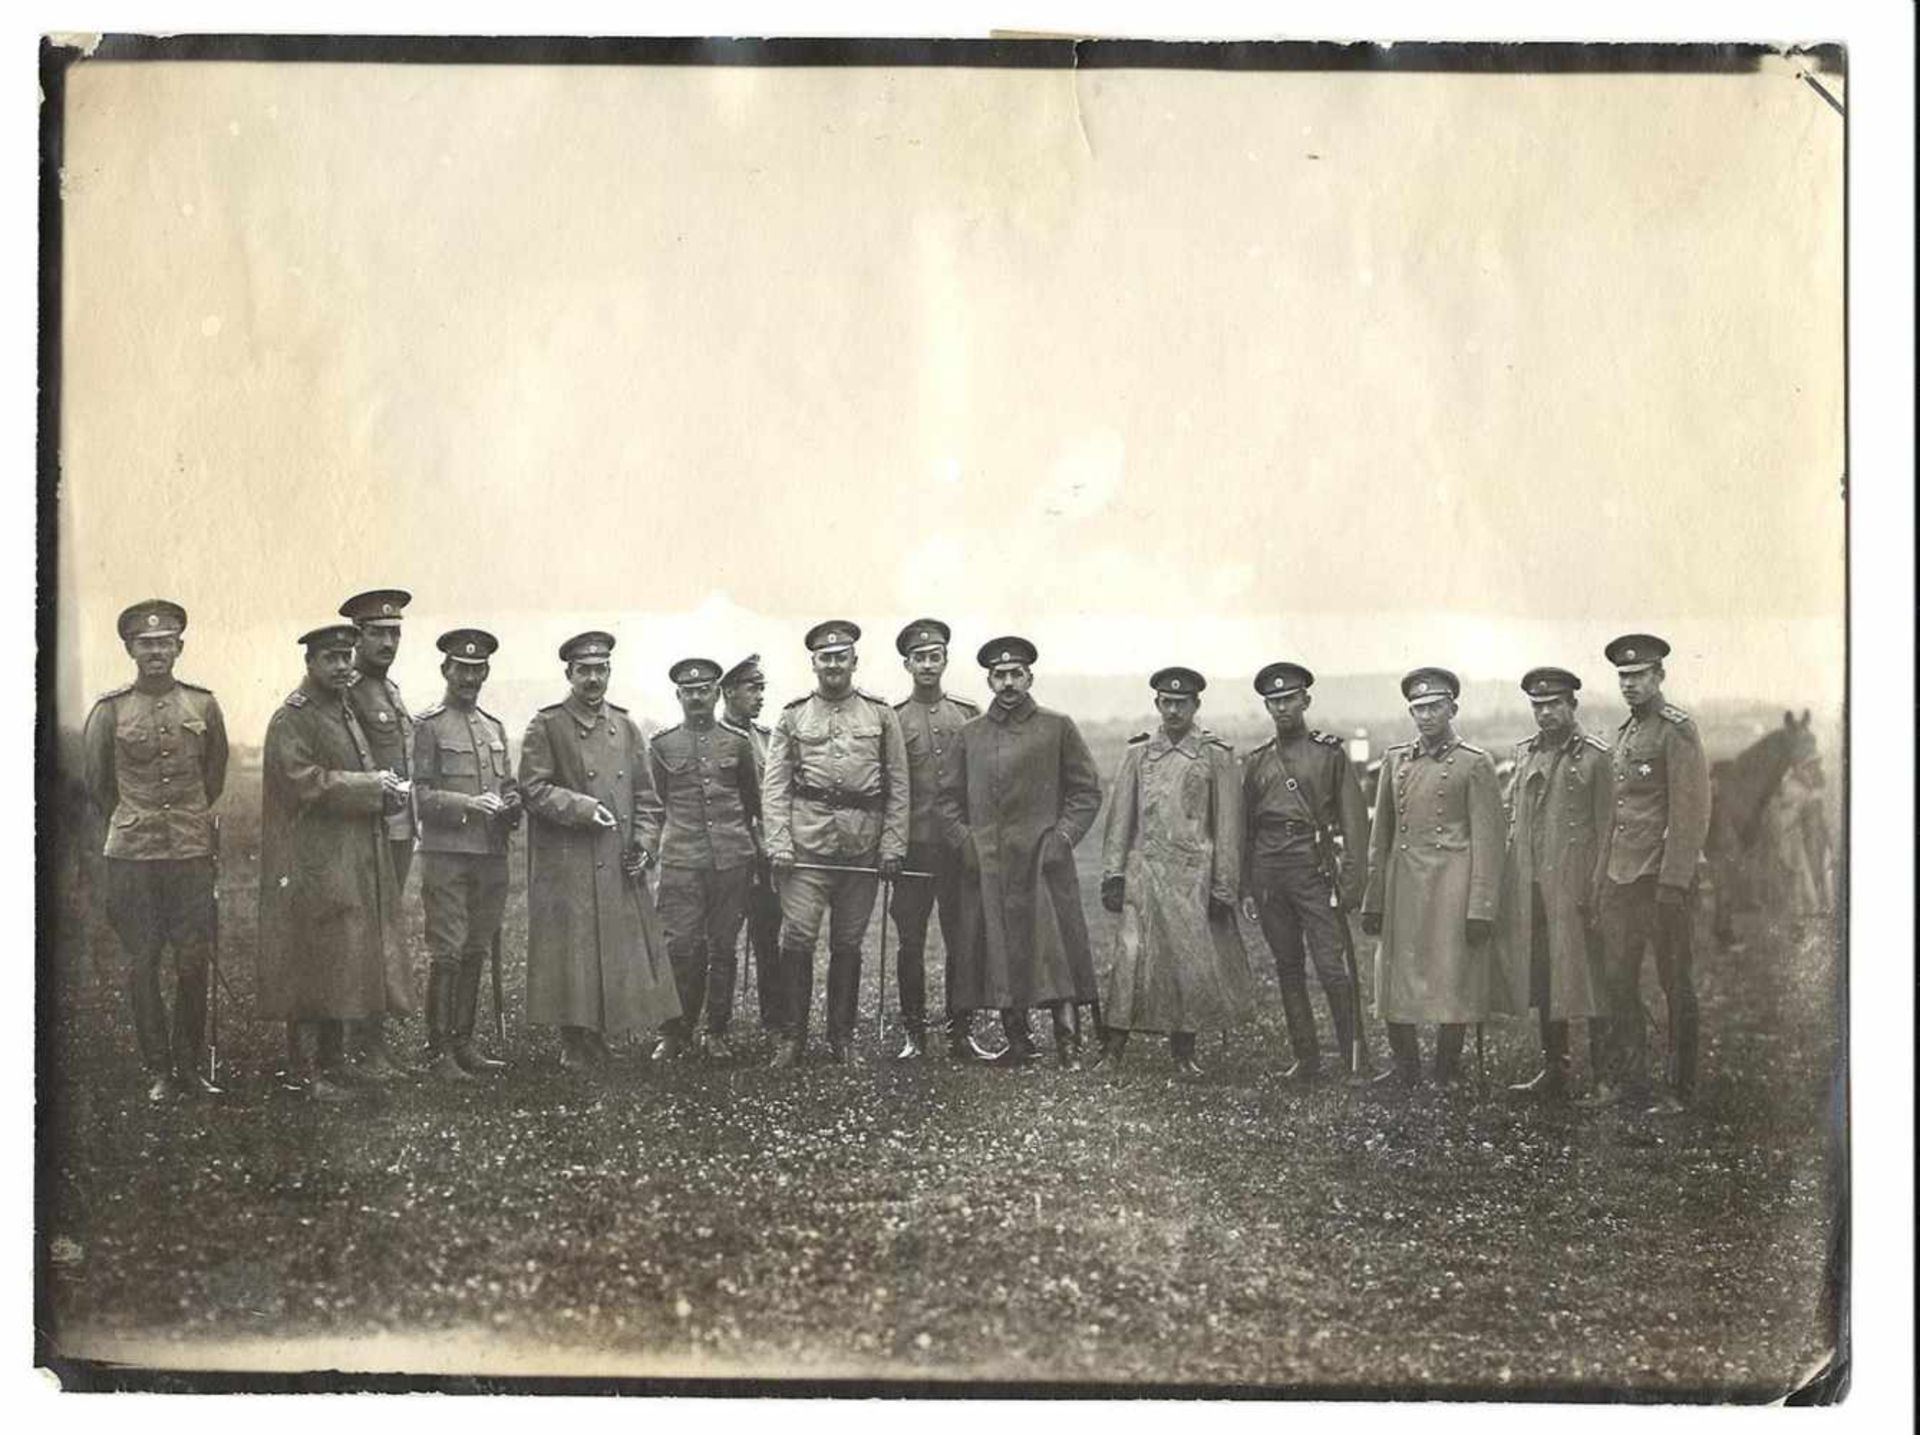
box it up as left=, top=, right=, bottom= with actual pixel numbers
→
left=1089, top=1027, right=1128, bottom=1069
left=425, top=969, right=473, bottom=1081
left=895, top=942, right=928, bottom=1060
left=1276, top=979, right=1322, bottom=1084
left=1170, top=1031, right=1203, bottom=1078
left=1509, top=1016, right=1569, bottom=1099
left=770, top=944, right=813, bottom=1068
left=451, top=955, right=505, bottom=1073
left=825, top=944, right=863, bottom=1062
left=1325, top=977, right=1362, bottom=1078
left=1434, top=1023, right=1467, bottom=1088
left=559, top=1024, right=594, bottom=1073
left=944, top=1013, right=993, bottom=1063
left=311, top=1020, right=357, bottom=1101
left=995, top=1008, right=1039, bottom=1066
left=1051, top=1003, right=1083, bottom=1071
left=1374, top=1021, right=1421, bottom=1089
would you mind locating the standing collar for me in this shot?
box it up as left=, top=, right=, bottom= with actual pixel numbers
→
left=1150, top=727, right=1201, bottom=758
left=564, top=692, right=607, bottom=725
left=988, top=693, right=1036, bottom=724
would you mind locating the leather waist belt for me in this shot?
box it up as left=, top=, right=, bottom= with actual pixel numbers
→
left=792, top=784, right=886, bottom=812
left=1257, top=817, right=1317, bottom=834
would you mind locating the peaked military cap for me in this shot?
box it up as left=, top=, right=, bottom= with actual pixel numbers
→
left=117, top=598, right=187, bottom=641
left=1521, top=666, right=1581, bottom=699
left=977, top=635, right=1038, bottom=669
left=437, top=628, right=498, bottom=665
left=805, top=620, right=861, bottom=654
left=670, top=657, right=723, bottom=686
left=896, top=617, right=952, bottom=656
left=1150, top=666, right=1206, bottom=696
left=1401, top=667, right=1461, bottom=703
left=559, top=630, right=616, bottom=664
left=1604, top=633, right=1670, bottom=673
left=299, top=622, right=361, bottom=653
left=1254, top=661, right=1314, bottom=698
left=721, top=654, right=764, bottom=688
left=338, top=588, right=412, bottom=626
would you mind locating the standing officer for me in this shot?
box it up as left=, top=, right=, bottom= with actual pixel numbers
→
left=258, top=622, right=412, bottom=1103
left=1096, top=667, right=1254, bottom=1076
left=339, top=588, right=418, bottom=1079
left=1494, top=668, right=1613, bottom=1102
left=81, top=599, right=230, bottom=1101
left=1360, top=668, right=1505, bottom=1090
left=1583, top=634, right=1711, bottom=1116
left=887, top=618, right=990, bottom=1062
left=411, top=628, right=521, bottom=1080
left=934, top=637, right=1104, bottom=1068
left=638, top=657, right=761, bottom=1062
left=519, top=631, right=681, bottom=1072
left=762, top=621, right=910, bottom=1067
left=721, top=654, right=782, bottom=1037
left=1239, top=661, right=1371, bottom=1084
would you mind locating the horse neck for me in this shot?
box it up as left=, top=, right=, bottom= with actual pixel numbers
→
left=1714, top=728, right=1802, bottom=838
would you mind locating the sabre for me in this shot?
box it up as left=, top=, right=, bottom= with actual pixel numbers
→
left=789, top=862, right=935, bottom=880
left=490, top=929, right=506, bottom=1044
left=876, top=875, right=892, bottom=1047
left=207, top=815, right=223, bottom=1091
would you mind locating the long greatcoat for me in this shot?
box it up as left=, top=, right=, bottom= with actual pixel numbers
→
left=1492, top=727, right=1612, bottom=1020
left=1361, top=735, right=1504, bottom=1023
left=1099, top=729, right=1256, bottom=1032
left=519, top=695, right=679, bottom=1035
left=257, top=678, right=410, bottom=1021
left=935, top=694, right=1103, bottom=1010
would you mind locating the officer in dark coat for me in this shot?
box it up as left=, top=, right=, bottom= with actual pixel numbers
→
left=935, top=637, right=1104, bottom=1067
left=1494, top=667, right=1613, bottom=1102
left=637, top=657, right=761, bottom=1062
left=81, top=599, right=230, bottom=1101
left=411, top=628, right=521, bottom=1079
left=887, top=618, right=991, bottom=1062
left=1239, top=661, right=1371, bottom=1083
left=762, top=621, right=911, bottom=1067
left=339, top=588, right=418, bottom=1078
left=1582, top=634, right=1712, bottom=1116
left=721, top=654, right=781, bottom=1036
left=258, top=623, right=412, bottom=1103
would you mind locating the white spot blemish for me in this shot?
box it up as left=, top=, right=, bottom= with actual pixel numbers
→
left=937, top=456, right=961, bottom=486
left=227, top=120, right=241, bottom=137
left=200, top=315, right=223, bottom=338
left=180, top=201, right=195, bottom=218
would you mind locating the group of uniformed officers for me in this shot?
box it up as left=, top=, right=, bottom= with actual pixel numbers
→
left=82, top=592, right=1712, bottom=1117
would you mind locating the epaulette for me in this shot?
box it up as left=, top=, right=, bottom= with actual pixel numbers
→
left=857, top=687, right=893, bottom=706
left=1202, top=731, right=1233, bottom=751
left=655, top=721, right=685, bottom=739
left=91, top=684, right=133, bottom=707
left=1581, top=731, right=1611, bottom=754
left=1456, top=741, right=1488, bottom=756
left=1660, top=703, right=1691, bottom=725
left=606, top=701, right=629, bottom=715
left=176, top=679, right=212, bottom=694
left=1127, top=731, right=1151, bottom=745
left=476, top=705, right=504, bottom=729
left=344, top=669, right=363, bottom=687
left=783, top=694, right=810, bottom=710
left=416, top=702, right=446, bottom=721
left=951, top=695, right=981, bottom=713
left=1515, top=733, right=1537, bottom=752
left=284, top=689, right=309, bottom=708
left=537, top=701, right=567, bottom=714
left=753, top=720, right=771, bottom=735
left=1310, top=729, right=1342, bottom=748
left=1247, top=735, right=1275, bottom=757
left=717, top=716, right=748, bottom=737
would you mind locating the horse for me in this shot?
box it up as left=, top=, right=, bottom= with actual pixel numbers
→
left=1704, top=710, right=1819, bottom=946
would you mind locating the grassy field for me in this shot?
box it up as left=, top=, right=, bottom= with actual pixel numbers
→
left=38, top=759, right=1842, bottom=1396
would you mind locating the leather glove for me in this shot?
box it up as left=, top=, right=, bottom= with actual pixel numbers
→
left=1100, top=875, right=1125, bottom=914
left=960, top=838, right=980, bottom=874
left=878, top=855, right=902, bottom=880
left=621, top=847, right=651, bottom=878
left=1208, top=896, right=1235, bottom=923
left=1466, top=917, right=1494, bottom=946
left=1240, top=894, right=1259, bottom=924
left=770, top=852, right=795, bottom=873
left=1360, top=912, right=1383, bottom=937
left=1656, top=884, right=1687, bottom=909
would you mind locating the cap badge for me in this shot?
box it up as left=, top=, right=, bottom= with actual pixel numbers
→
left=382, top=602, right=395, bottom=615
left=1413, top=681, right=1429, bottom=695
left=146, top=613, right=160, bottom=628
left=1623, top=648, right=1636, bottom=660
left=464, top=642, right=476, bottom=655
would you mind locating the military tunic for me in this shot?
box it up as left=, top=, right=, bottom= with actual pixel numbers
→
left=889, top=692, right=981, bottom=1029
left=344, top=663, right=416, bottom=849
left=1493, top=726, right=1611, bottom=1020
left=1100, top=729, right=1255, bottom=1032
left=762, top=689, right=910, bottom=867
left=726, top=713, right=782, bottom=1029
left=935, top=694, right=1104, bottom=1011
left=519, top=695, right=679, bottom=1035
left=413, top=701, right=518, bottom=997
left=257, top=680, right=410, bottom=1021
left=1362, top=736, right=1505, bottom=1023
left=81, top=677, right=229, bottom=1071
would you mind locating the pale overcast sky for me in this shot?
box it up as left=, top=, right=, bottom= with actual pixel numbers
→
left=56, top=59, right=1844, bottom=736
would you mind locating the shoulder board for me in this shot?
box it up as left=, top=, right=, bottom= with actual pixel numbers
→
left=655, top=721, right=685, bottom=738
left=536, top=701, right=567, bottom=714
left=91, top=684, right=134, bottom=707
left=475, top=705, right=504, bottom=728
left=415, top=702, right=446, bottom=721
left=1246, top=735, right=1275, bottom=757
left=753, top=720, right=771, bottom=735
left=783, top=693, right=810, bottom=710
left=1581, top=732, right=1611, bottom=753
left=344, top=669, right=363, bottom=687
left=717, top=717, right=750, bottom=738
left=1127, top=730, right=1151, bottom=745
left=892, top=698, right=910, bottom=711
left=1388, top=740, right=1416, bottom=754
left=1310, top=730, right=1342, bottom=747
left=1516, top=733, right=1537, bottom=752
left=1202, top=733, right=1232, bottom=751
left=606, top=701, right=629, bottom=715
left=858, top=687, right=894, bottom=706
left=951, top=695, right=981, bottom=712
left=284, top=689, right=309, bottom=708
left=1660, top=703, right=1691, bottom=725
left=175, top=679, right=212, bottom=695
left=1456, top=741, right=1489, bottom=757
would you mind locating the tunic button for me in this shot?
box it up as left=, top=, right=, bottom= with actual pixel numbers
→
left=617, top=771, right=624, bottom=778
left=587, top=770, right=596, bottom=778
left=162, top=802, right=172, bottom=809
left=597, top=861, right=605, bottom=869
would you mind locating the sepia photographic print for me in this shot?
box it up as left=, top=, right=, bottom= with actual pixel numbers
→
left=34, top=29, right=1865, bottom=1402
